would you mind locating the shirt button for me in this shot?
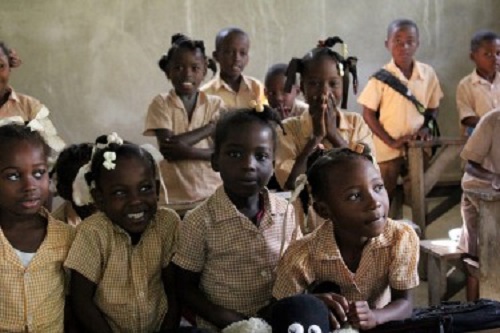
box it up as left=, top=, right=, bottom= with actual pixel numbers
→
left=260, top=271, right=268, bottom=278
left=138, top=291, right=145, bottom=298
left=24, top=272, right=30, bottom=280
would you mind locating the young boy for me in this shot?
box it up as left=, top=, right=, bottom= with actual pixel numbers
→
left=201, top=27, right=266, bottom=109
left=358, top=19, right=443, bottom=201
left=457, top=30, right=500, bottom=136
left=458, top=108, right=500, bottom=300
left=172, top=109, right=299, bottom=332
left=264, top=63, right=308, bottom=120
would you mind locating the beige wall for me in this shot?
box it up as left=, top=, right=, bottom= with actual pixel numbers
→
left=1, top=0, right=499, bottom=147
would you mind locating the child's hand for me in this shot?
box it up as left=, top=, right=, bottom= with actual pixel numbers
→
left=314, top=293, right=349, bottom=329
left=310, top=96, right=327, bottom=139
left=347, top=301, right=378, bottom=330
left=412, top=127, right=432, bottom=141
left=324, top=93, right=339, bottom=138
left=492, top=175, right=500, bottom=191
left=160, top=138, right=192, bottom=161
left=389, top=135, right=412, bottom=149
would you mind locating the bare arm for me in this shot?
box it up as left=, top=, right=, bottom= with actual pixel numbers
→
left=160, top=265, right=181, bottom=330
left=70, top=270, right=112, bottom=333
left=155, top=128, right=214, bottom=161
left=174, top=264, right=247, bottom=329
left=363, top=106, right=411, bottom=149
left=461, top=116, right=480, bottom=128
left=284, top=136, right=322, bottom=190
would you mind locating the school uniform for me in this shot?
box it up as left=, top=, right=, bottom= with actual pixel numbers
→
left=357, top=59, right=443, bottom=195
left=456, top=70, right=500, bottom=135
left=172, top=186, right=300, bottom=332
left=0, top=208, right=75, bottom=333
left=144, top=90, right=223, bottom=213
left=459, top=109, right=500, bottom=256
left=273, top=218, right=419, bottom=309
left=52, top=201, right=81, bottom=227
left=64, top=208, right=180, bottom=333
left=275, top=108, right=376, bottom=189
left=201, top=73, right=267, bottom=109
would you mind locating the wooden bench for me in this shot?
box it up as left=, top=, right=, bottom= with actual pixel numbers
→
left=463, top=187, right=500, bottom=300
left=420, top=239, right=464, bottom=305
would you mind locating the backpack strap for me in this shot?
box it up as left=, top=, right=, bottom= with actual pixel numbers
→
left=372, top=68, right=439, bottom=137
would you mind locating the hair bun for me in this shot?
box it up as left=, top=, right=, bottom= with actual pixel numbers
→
left=171, top=33, right=189, bottom=46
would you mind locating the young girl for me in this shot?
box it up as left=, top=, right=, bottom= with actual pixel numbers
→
left=275, top=36, right=374, bottom=192
left=201, top=27, right=267, bottom=109
left=64, top=134, right=181, bottom=332
left=144, top=33, right=223, bottom=216
left=172, top=106, right=300, bottom=332
left=273, top=147, right=419, bottom=331
left=0, top=42, right=63, bottom=146
left=51, top=143, right=96, bottom=226
left=0, top=123, right=75, bottom=332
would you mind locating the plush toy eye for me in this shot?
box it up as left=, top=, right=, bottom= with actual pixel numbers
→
left=288, top=323, right=304, bottom=333
left=308, top=325, right=322, bottom=333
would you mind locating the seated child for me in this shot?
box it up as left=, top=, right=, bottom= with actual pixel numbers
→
left=457, top=30, right=500, bottom=136
left=458, top=108, right=500, bottom=300
left=172, top=106, right=300, bottom=332
left=0, top=41, right=64, bottom=151
left=264, top=63, right=308, bottom=120
left=201, top=27, right=266, bottom=109
left=51, top=143, right=96, bottom=226
left=275, top=36, right=374, bottom=192
left=144, top=33, right=223, bottom=215
left=0, top=123, right=75, bottom=332
left=64, top=134, right=181, bottom=332
left=358, top=19, right=443, bottom=202
left=273, top=147, right=419, bottom=331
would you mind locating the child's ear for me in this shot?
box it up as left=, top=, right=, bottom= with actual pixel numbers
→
left=90, top=188, right=104, bottom=211
left=211, top=152, right=220, bottom=172
left=384, top=39, right=389, bottom=49
left=312, top=201, right=330, bottom=220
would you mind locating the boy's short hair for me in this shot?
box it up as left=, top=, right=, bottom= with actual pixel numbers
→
left=264, top=63, right=288, bottom=88
left=215, top=27, right=248, bottom=50
left=470, top=30, right=500, bottom=52
left=387, top=19, right=419, bottom=39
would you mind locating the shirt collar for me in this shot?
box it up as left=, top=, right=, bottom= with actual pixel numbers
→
left=166, top=88, right=208, bottom=110
left=314, top=219, right=394, bottom=261
left=470, top=69, right=500, bottom=85
left=107, top=211, right=158, bottom=244
left=211, top=72, right=251, bottom=93
left=387, top=59, right=423, bottom=81
left=6, top=86, right=19, bottom=103
left=212, top=186, right=277, bottom=229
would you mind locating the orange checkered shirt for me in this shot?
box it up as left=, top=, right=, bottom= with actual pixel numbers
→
left=273, top=219, right=419, bottom=309
left=0, top=208, right=75, bottom=333
left=172, top=186, right=300, bottom=332
left=64, top=208, right=180, bottom=333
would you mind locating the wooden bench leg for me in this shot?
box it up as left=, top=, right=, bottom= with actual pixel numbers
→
left=427, top=254, right=447, bottom=305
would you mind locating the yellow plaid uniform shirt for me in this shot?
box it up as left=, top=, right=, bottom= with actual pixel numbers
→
left=64, top=208, right=180, bottom=333
left=273, top=219, right=419, bottom=309
left=201, top=73, right=267, bottom=109
left=0, top=208, right=75, bottom=333
left=172, top=186, right=300, bottom=332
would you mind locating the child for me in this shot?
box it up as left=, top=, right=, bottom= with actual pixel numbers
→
left=275, top=36, right=374, bottom=191
left=457, top=30, right=500, bottom=136
left=358, top=19, right=443, bottom=202
left=144, top=33, right=223, bottom=215
left=458, top=108, right=500, bottom=300
left=64, top=134, right=181, bottom=332
left=0, top=42, right=63, bottom=144
left=201, top=27, right=266, bottom=109
left=172, top=106, right=300, bottom=332
left=273, top=147, right=419, bottom=331
left=0, top=123, right=75, bottom=332
left=264, top=63, right=308, bottom=120
left=51, top=143, right=96, bottom=226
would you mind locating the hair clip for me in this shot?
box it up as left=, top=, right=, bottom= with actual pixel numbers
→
left=342, top=43, right=348, bottom=58
left=249, top=100, right=264, bottom=112
left=102, top=151, right=117, bottom=170
left=338, top=62, right=345, bottom=77
left=350, top=142, right=366, bottom=154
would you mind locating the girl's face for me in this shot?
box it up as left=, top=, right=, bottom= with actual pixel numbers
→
left=0, top=141, right=49, bottom=219
left=92, top=155, right=158, bottom=236
left=167, top=48, right=207, bottom=97
left=301, top=57, right=342, bottom=109
left=313, top=158, right=389, bottom=239
left=212, top=122, right=274, bottom=199
left=0, top=48, right=11, bottom=94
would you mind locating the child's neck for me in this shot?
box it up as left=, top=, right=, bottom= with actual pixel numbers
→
left=178, top=91, right=199, bottom=120
left=220, top=72, right=243, bottom=93
left=476, top=68, right=497, bottom=83
left=225, top=188, right=262, bottom=226
left=394, top=59, right=414, bottom=80
left=0, top=213, right=47, bottom=253
left=334, top=226, right=369, bottom=273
